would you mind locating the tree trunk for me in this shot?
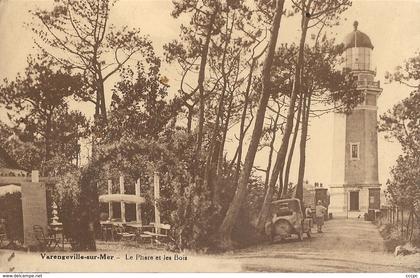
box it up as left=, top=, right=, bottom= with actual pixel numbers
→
left=256, top=9, right=310, bottom=231
left=218, top=0, right=285, bottom=249
left=98, top=68, right=107, bottom=122
left=296, top=91, right=311, bottom=201
left=264, top=111, right=281, bottom=192
left=406, top=210, right=412, bottom=240
left=231, top=29, right=267, bottom=183
left=74, top=165, right=100, bottom=251
left=392, top=207, right=395, bottom=224
left=44, top=112, right=52, bottom=163
left=196, top=11, right=217, bottom=156
left=218, top=90, right=234, bottom=175
left=205, top=14, right=232, bottom=198
left=401, top=208, right=404, bottom=236
left=409, top=210, right=414, bottom=241
left=187, top=105, right=193, bottom=133
left=283, top=94, right=304, bottom=191
left=234, top=61, right=255, bottom=185
left=277, top=170, right=284, bottom=199
left=91, top=64, right=106, bottom=159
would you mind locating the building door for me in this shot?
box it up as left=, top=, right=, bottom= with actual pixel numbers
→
left=369, top=188, right=380, bottom=209
left=349, top=191, right=359, bottom=211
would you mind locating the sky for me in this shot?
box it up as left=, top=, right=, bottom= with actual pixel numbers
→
left=0, top=0, right=419, bottom=186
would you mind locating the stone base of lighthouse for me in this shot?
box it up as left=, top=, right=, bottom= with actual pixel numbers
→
left=329, top=184, right=381, bottom=218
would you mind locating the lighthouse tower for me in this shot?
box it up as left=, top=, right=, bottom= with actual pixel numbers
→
left=329, top=21, right=383, bottom=218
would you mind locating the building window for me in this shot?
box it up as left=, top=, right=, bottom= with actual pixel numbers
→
left=365, top=94, right=376, bottom=106
left=350, top=143, right=360, bottom=160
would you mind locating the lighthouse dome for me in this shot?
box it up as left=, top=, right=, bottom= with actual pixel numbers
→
left=343, top=21, right=374, bottom=71
left=343, top=21, right=374, bottom=50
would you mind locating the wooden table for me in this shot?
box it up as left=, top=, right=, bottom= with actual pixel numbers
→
left=126, top=223, right=153, bottom=229
left=125, top=223, right=155, bottom=243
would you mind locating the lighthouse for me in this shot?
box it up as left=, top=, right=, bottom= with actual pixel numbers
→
left=329, top=21, right=383, bottom=218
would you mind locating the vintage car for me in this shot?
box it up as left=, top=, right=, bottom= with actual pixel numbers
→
left=264, top=198, right=312, bottom=242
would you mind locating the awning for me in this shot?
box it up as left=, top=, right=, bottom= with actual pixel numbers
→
left=0, top=184, right=21, bottom=197
left=99, top=194, right=145, bottom=204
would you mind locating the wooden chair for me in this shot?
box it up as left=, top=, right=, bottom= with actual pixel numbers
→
left=0, top=220, right=6, bottom=247
left=48, top=225, right=65, bottom=250
left=137, top=233, right=153, bottom=244
left=101, top=223, right=114, bottom=241
left=0, top=230, right=6, bottom=248
left=111, top=224, right=134, bottom=242
left=33, top=225, right=60, bottom=251
left=143, top=224, right=171, bottom=245
left=118, top=224, right=136, bottom=242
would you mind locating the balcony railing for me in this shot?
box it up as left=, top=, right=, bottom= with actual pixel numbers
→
left=357, top=80, right=380, bottom=89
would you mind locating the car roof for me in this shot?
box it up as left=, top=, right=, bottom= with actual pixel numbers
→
left=272, top=198, right=300, bottom=204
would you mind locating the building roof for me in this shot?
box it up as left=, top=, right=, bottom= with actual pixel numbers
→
left=343, top=21, right=374, bottom=50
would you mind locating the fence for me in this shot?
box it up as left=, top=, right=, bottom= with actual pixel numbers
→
left=379, top=206, right=419, bottom=242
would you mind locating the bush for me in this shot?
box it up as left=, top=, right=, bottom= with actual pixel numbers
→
left=378, top=222, right=420, bottom=252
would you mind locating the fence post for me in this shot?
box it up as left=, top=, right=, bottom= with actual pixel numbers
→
left=389, top=207, right=391, bottom=223
left=154, top=172, right=160, bottom=233
left=389, top=207, right=392, bottom=223
left=393, top=207, right=396, bottom=224
left=31, top=170, right=39, bottom=183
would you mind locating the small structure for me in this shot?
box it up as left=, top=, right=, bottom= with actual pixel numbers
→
left=302, top=181, right=330, bottom=213
left=98, top=174, right=155, bottom=224
left=0, top=146, right=56, bottom=249
left=0, top=170, right=51, bottom=248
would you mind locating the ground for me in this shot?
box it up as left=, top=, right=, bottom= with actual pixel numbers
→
left=0, top=218, right=419, bottom=272
left=224, top=218, right=420, bottom=272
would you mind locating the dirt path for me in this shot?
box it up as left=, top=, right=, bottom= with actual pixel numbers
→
left=222, top=218, right=420, bottom=272
left=1, top=218, right=419, bottom=272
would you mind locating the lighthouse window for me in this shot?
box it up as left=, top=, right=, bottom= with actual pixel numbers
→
left=356, top=48, right=371, bottom=70
left=349, top=47, right=371, bottom=71
left=350, top=143, right=360, bottom=160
